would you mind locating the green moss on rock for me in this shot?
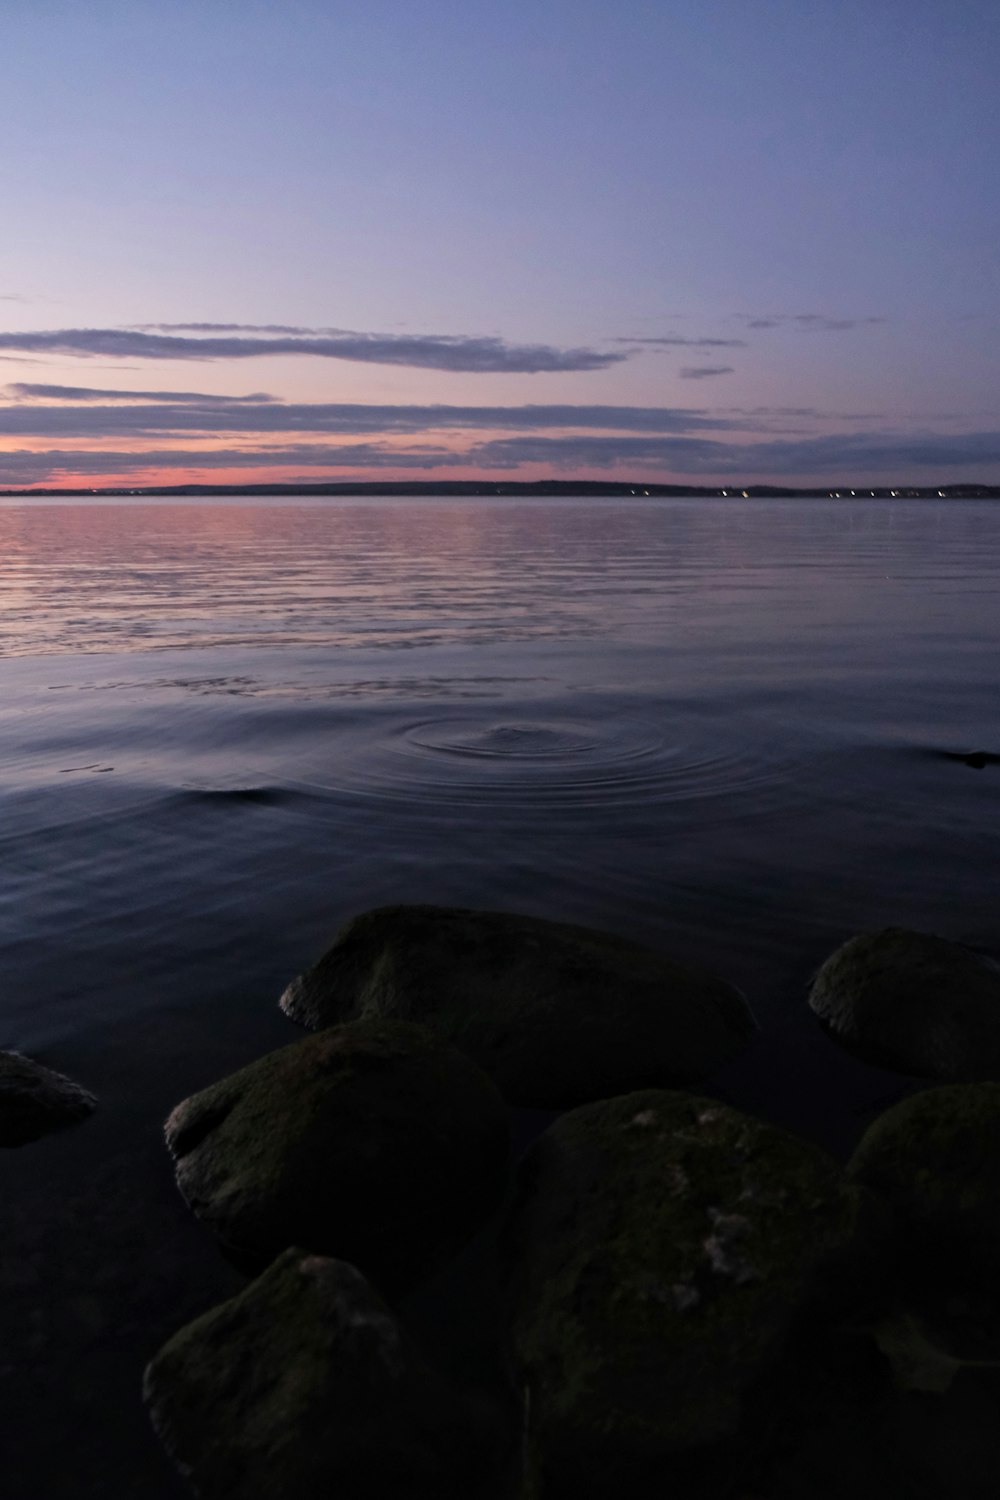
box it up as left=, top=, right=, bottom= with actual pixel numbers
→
left=504, top=1090, right=885, bottom=1497
left=809, top=928, right=1000, bottom=1080
left=165, top=1019, right=510, bottom=1295
left=144, top=1248, right=502, bottom=1500
left=847, top=1083, right=1000, bottom=1271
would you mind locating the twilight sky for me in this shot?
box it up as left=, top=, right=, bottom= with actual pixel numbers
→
left=1, top=0, right=998, bottom=490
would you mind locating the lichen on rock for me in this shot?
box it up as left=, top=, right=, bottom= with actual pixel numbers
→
left=503, top=1089, right=886, bottom=1496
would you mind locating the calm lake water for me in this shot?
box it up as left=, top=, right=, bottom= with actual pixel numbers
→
left=1, top=494, right=998, bottom=1496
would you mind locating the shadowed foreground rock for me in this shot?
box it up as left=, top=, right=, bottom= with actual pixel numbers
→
left=808, top=927, right=1000, bottom=1080
left=165, top=1019, right=509, bottom=1293
left=847, top=1082, right=1000, bottom=1274
left=144, top=1248, right=506, bottom=1500
left=847, top=1085, right=1000, bottom=1499
left=0, top=1049, right=96, bottom=1146
left=279, top=904, right=756, bottom=1108
left=504, top=1090, right=886, bottom=1498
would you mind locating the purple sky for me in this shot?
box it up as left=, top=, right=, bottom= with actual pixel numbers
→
left=2, top=0, right=998, bottom=489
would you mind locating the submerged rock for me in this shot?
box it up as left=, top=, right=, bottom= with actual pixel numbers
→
left=144, top=1248, right=504, bottom=1500
left=279, top=904, right=756, bottom=1108
left=0, top=1050, right=96, bottom=1146
left=808, top=927, right=1000, bottom=1080
left=165, top=1019, right=509, bottom=1294
left=503, top=1090, right=884, bottom=1498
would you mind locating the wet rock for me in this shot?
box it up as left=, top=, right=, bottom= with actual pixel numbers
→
left=503, top=1090, right=884, bottom=1498
left=144, top=1247, right=505, bottom=1500
left=0, top=1050, right=96, bottom=1146
left=938, top=749, right=1000, bottom=770
left=279, top=904, right=756, bottom=1108
left=847, top=1083, right=1000, bottom=1275
left=165, top=1019, right=509, bottom=1294
left=808, top=927, right=1000, bottom=1080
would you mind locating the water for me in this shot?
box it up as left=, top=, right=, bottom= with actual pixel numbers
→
left=1, top=494, right=998, bottom=1496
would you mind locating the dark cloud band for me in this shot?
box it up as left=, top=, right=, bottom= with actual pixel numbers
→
left=9, top=383, right=277, bottom=404
left=0, top=326, right=624, bottom=374
left=3, top=427, right=1000, bottom=487
left=0, top=397, right=736, bottom=438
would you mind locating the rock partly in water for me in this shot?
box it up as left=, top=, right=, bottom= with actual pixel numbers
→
left=0, top=1050, right=96, bottom=1147
left=165, top=1019, right=510, bottom=1294
left=808, top=927, right=1000, bottom=1080
left=279, top=904, right=756, bottom=1108
left=503, top=1089, right=885, bottom=1498
left=144, top=1247, right=508, bottom=1500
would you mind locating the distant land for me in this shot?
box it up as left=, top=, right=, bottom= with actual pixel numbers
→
left=1, top=480, right=998, bottom=499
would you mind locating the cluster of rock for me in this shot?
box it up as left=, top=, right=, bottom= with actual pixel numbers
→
left=143, top=908, right=1000, bottom=1498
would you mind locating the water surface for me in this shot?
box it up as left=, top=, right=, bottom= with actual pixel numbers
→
left=1, top=495, right=998, bottom=1496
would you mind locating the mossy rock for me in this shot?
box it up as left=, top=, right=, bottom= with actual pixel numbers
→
left=0, top=1050, right=96, bottom=1146
left=504, top=1090, right=886, bottom=1498
left=808, top=928, right=1000, bottom=1080
left=165, top=1019, right=509, bottom=1294
left=279, top=904, right=756, bottom=1109
left=144, top=1248, right=505, bottom=1500
left=847, top=1083, right=1000, bottom=1276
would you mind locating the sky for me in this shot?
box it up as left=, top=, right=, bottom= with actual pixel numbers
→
left=1, top=0, right=998, bottom=491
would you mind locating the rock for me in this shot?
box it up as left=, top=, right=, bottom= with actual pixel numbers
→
left=845, top=1087, right=1000, bottom=1498
left=279, top=904, right=756, bottom=1108
left=144, top=1247, right=506, bottom=1500
left=165, top=1019, right=509, bottom=1293
left=808, top=927, right=1000, bottom=1080
left=0, top=1050, right=96, bottom=1146
left=503, top=1090, right=884, bottom=1498
left=847, top=1083, right=1000, bottom=1275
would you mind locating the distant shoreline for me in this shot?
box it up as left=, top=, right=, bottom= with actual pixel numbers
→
left=1, top=480, right=998, bottom=500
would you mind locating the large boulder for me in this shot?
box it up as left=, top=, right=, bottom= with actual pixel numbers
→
left=165, top=1019, right=509, bottom=1294
left=0, top=1050, right=96, bottom=1146
left=279, top=904, right=756, bottom=1108
left=808, top=927, right=1000, bottom=1079
left=503, top=1090, right=885, bottom=1498
left=847, top=1083, right=1000, bottom=1275
left=144, top=1248, right=507, bottom=1500
left=848, top=1087, right=1000, bottom=1499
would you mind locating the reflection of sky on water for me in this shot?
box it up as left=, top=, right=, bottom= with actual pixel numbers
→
left=1, top=496, right=998, bottom=665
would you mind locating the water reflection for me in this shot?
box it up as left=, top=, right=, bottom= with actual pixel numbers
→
left=2, top=495, right=997, bottom=659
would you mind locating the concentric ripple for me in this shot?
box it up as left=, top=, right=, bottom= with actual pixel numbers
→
left=406, top=718, right=605, bottom=759
left=296, top=707, right=804, bottom=816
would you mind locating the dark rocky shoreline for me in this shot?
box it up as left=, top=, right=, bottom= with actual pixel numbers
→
left=6, top=907, right=1000, bottom=1497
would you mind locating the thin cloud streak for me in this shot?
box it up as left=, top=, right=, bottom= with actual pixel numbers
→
left=735, top=313, right=887, bottom=332
left=7, top=383, right=278, bottom=404
left=469, top=431, right=1000, bottom=473
left=0, top=443, right=467, bottom=485
left=613, top=335, right=747, bottom=347
left=679, top=366, right=734, bottom=380
left=0, top=400, right=739, bottom=439
left=0, top=327, right=625, bottom=373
